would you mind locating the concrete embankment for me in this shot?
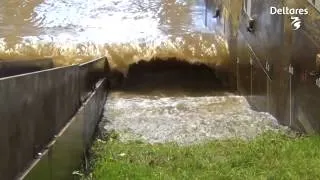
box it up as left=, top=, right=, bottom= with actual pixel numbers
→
left=0, top=57, right=108, bottom=180
left=205, top=0, right=320, bottom=133
left=0, top=58, right=54, bottom=78
left=21, top=79, right=107, bottom=180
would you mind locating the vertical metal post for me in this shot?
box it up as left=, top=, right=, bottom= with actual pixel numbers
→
left=289, top=64, right=294, bottom=127
left=237, top=57, right=240, bottom=91
left=266, top=61, right=270, bottom=112
left=250, top=57, right=253, bottom=98
left=289, top=75, right=292, bottom=126
left=267, top=72, right=269, bottom=112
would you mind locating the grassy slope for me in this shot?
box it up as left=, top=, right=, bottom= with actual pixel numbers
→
left=84, top=132, right=320, bottom=180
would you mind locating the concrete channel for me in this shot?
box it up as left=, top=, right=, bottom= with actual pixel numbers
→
left=1, top=0, right=320, bottom=179
left=0, top=57, right=109, bottom=180
left=0, top=58, right=54, bottom=78
left=205, top=0, right=320, bottom=133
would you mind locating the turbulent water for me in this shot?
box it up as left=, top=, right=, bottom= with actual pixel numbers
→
left=102, top=91, right=288, bottom=145
left=1, top=0, right=286, bottom=142
left=0, top=0, right=229, bottom=72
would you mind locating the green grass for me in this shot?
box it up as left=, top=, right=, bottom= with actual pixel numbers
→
left=82, top=132, right=320, bottom=180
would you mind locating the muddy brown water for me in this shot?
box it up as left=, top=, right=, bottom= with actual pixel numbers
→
left=0, top=0, right=228, bottom=72
left=0, top=0, right=287, bottom=143
left=102, top=60, right=288, bottom=144
left=103, top=90, right=288, bottom=144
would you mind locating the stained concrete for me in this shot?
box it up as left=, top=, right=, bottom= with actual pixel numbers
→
left=22, top=79, right=107, bottom=180
left=79, top=57, right=108, bottom=102
left=206, top=0, right=320, bottom=133
left=0, top=66, right=80, bottom=180
left=0, top=55, right=109, bottom=179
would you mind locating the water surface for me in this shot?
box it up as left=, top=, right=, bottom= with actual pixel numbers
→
left=102, top=90, right=286, bottom=144
left=0, top=0, right=228, bottom=72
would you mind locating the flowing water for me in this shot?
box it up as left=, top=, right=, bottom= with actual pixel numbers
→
left=102, top=90, right=288, bottom=145
left=1, top=0, right=286, bottom=143
left=0, top=0, right=228, bottom=72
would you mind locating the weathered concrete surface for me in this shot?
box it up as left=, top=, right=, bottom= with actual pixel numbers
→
left=20, top=144, right=53, bottom=180
left=0, top=66, right=80, bottom=180
left=206, top=0, right=320, bottom=133
left=0, top=56, right=109, bottom=179
left=0, top=58, right=54, bottom=78
left=21, top=79, right=107, bottom=180
left=286, top=1, right=320, bottom=132
left=79, top=57, right=109, bottom=102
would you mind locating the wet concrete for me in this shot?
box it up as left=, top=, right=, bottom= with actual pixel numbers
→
left=79, top=57, right=109, bottom=102
left=3, top=0, right=320, bottom=178
left=22, top=79, right=107, bottom=180
left=0, top=65, right=80, bottom=180
left=206, top=0, right=320, bottom=133
left=0, top=56, right=108, bottom=179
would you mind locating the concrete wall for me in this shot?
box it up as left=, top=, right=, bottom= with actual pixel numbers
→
left=79, top=57, right=109, bottom=102
left=206, top=0, right=320, bottom=133
left=0, top=66, right=80, bottom=180
left=21, top=79, right=107, bottom=180
left=0, top=58, right=54, bottom=78
left=0, top=56, right=109, bottom=179
left=286, top=0, right=320, bottom=133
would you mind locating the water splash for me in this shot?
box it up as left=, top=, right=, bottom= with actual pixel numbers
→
left=102, top=91, right=287, bottom=144
left=0, top=0, right=229, bottom=73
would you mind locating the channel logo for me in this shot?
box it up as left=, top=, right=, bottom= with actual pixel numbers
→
left=291, top=16, right=302, bottom=30
left=270, top=6, right=309, bottom=30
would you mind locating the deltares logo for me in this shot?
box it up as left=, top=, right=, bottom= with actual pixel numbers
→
left=270, top=7, right=309, bottom=30
left=291, top=16, right=301, bottom=30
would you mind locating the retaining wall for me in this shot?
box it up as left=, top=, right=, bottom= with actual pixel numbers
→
left=79, top=57, right=109, bottom=102
left=0, top=57, right=108, bottom=179
left=0, top=58, right=54, bottom=78
left=0, top=66, right=80, bottom=180
left=21, top=79, right=107, bottom=180
left=206, top=0, right=320, bottom=133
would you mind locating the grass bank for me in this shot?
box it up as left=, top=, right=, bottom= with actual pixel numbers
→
left=81, top=132, right=320, bottom=179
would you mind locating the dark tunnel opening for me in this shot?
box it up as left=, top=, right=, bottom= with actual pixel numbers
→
left=108, top=58, right=233, bottom=93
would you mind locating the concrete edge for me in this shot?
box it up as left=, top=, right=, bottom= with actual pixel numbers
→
left=18, top=78, right=107, bottom=180
left=0, top=64, right=78, bottom=81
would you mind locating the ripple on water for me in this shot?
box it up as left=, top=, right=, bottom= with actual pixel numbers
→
left=0, top=0, right=229, bottom=72
left=101, top=91, right=288, bottom=145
